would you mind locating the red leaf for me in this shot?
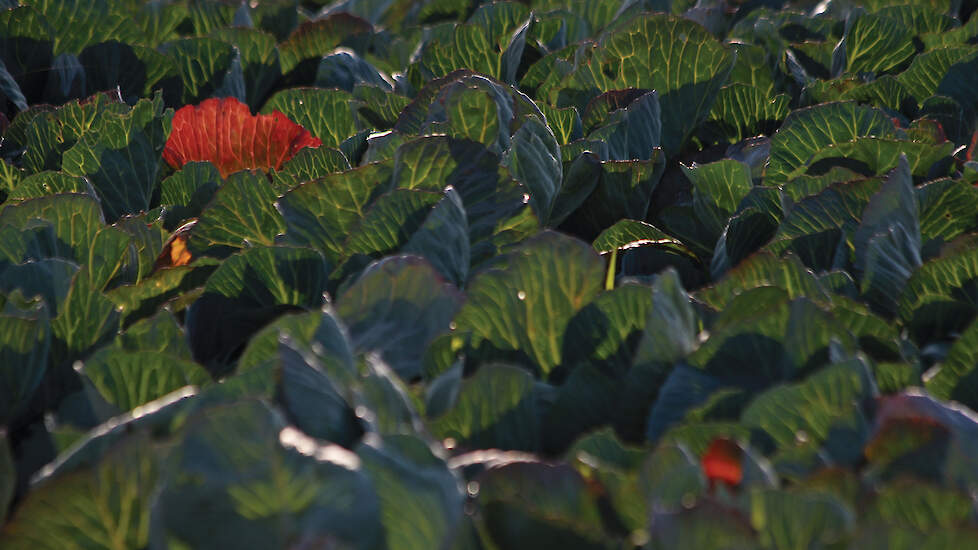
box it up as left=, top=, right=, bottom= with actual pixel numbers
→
left=968, top=129, right=978, bottom=162
left=162, top=97, right=321, bottom=178
left=701, top=437, right=743, bottom=489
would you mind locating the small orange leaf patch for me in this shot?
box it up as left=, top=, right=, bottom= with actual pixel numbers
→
left=167, top=235, right=192, bottom=267
left=153, top=220, right=196, bottom=271
left=701, top=437, right=742, bottom=489
left=162, top=97, right=321, bottom=178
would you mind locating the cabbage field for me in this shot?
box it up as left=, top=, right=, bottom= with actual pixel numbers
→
left=4, top=0, right=978, bottom=548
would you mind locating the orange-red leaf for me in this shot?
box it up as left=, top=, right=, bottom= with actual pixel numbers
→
left=162, top=97, right=321, bottom=178
left=701, top=437, right=742, bottom=488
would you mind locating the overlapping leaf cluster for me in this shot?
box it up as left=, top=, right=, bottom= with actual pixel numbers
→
left=4, top=0, right=978, bottom=548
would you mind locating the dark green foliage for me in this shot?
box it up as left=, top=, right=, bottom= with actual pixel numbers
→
left=6, top=1, right=978, bottom=547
